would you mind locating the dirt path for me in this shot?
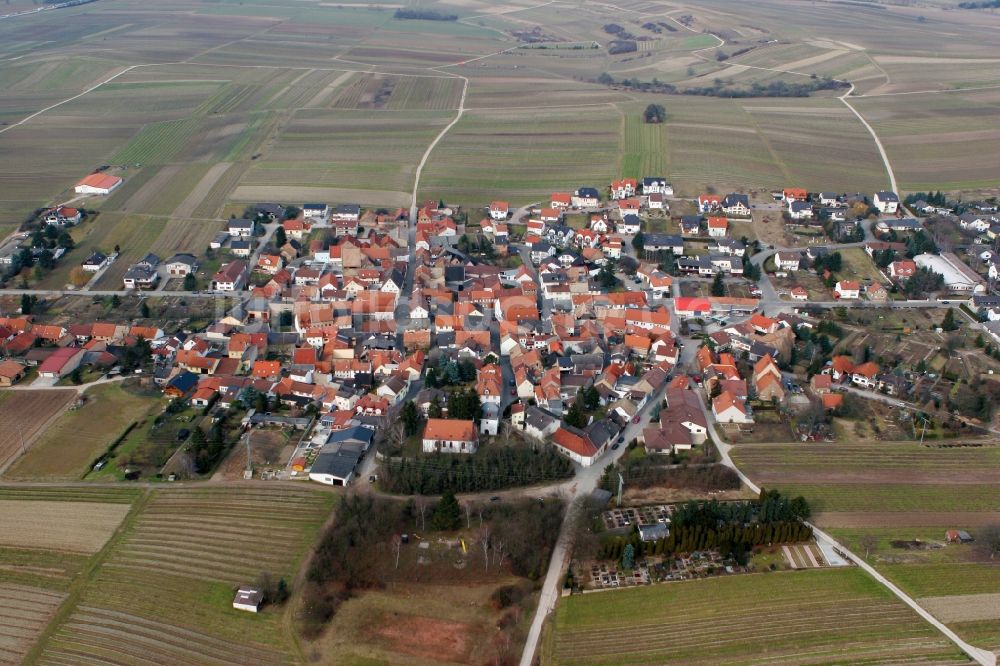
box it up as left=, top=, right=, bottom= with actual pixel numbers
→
left=171, top=162, right=231, bottom=219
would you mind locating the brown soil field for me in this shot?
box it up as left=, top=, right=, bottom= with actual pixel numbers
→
left=920, top=593, right=1000, bottom=623
left=816, top=511, right=1000, bottom=529
left=0, top=583, right=65, bottom=664
left=0, top=390, right=77, bottom=473
left=367, top=612, right=475, bottom=663
left=0, top=500, right=131, bottom=553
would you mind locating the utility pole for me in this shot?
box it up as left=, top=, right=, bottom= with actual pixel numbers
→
left=617, top=472, right=624, bottom=507
left=17, top=424, right=25, bottom=456
left=244, top=433, right=252, bottom=480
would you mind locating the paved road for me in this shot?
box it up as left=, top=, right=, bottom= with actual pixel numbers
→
left=518, top=382, right=667, bottom=666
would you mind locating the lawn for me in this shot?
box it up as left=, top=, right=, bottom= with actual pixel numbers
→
left=4, top=382, right=162, bottom=480
left=544, top=568, right=968, bottom=665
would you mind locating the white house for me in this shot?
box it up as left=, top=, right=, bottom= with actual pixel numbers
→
left=489, top=201, right=509, bottom=221
left=422, top=419, right=478, bottom=454
left=712, top=391, right=752, bottom=424
left=873, top=191, right=899, bottom=214
left=788, top=201, right=813, bottom=220
left=642, top=177, right=672, bottom=196
left=834, top=280, right=861, bottom=300
left=775, top=251, right=801, bottom=272
left=707, top=217, right=728, bottom=238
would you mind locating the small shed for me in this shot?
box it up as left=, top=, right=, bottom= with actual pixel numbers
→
left=233, top=586, right=264, bottom=613
left=946, top=530, right=973, bottom=544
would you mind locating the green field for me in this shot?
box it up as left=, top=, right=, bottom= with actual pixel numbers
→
left=544, top=568, right=968, bottom=665
left=4, top=383, right=162, bottom=481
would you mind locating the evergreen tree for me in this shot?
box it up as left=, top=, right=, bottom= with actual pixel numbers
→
left=941, top=308, right=958, bottom=332
left=565, top=395, right=588, bottom=428
left=272, top=226, right=287, bottom=249
left=431, top=490, right=462, bottom=531
left=710, top=272, right=725, bottom=297
left=428, top=396, right=443, bottom=418
left=401, top=400, right=420, bottom=436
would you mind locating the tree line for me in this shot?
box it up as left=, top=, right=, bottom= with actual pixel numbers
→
left=380, top=444, right=573, bottom=494
left=393, top=9, right=457, bottom=21
left=599, top=520, right=813, bottom=561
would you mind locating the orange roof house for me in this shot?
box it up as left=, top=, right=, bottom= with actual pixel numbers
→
left=252, top=360, right=282, bottom=380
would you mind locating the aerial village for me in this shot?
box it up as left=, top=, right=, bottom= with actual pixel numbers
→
left=2, top=170, right=1000, bottom=489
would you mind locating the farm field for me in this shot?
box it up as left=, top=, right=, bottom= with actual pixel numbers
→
left=4, top=383, right=162, bottom=480
left=239, top=108, right=452, bottom=205
left=36, top=485, right=334, bottom=666
left=543, top=568, right=969, bottom=665
left=420, top=106, right=622, bottom=205
left=0, top=500, right=130, bottom=554
left=853, top=89, right=1000, bottom=192
left=0, top=389, right=77, bottom=473
left=0, top=583, right=66, bottom=665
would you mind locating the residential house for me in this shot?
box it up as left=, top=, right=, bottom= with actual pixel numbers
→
left=610, top=178, right=637, bottom=200
left=721, top=193, right=750, bottom=217
left=164, top=253, right=197, bottom=277
left=489, top=201, right=509, bottom=221
left=873, top=191, right=899, bottom=214
left=227, top=218, right=254, bottom=238
left=82, top=251, right=110, bottom=272
left=642, top=177, right=672, bottom=195
left=775, top=251, right=801, bottom=271
left=788, top=201, right=813, bottom=220
left=697, top=194, right=722, bottom=213
left=712, top=390, right=752, bottom=424
left=572, top=187, right=600, bottom=208
left=834, top=280, right=860, bottom=300
left=706, top=216, right=728, bottom=238
left=212, top=261, right=248, bottom=291
left=422, top=418, right=478, bottom=454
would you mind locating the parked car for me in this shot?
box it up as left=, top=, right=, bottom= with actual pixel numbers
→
left=611, top=443, right=620, bottom=450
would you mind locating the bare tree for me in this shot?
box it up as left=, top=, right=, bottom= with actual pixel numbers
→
left=391, top=534, right=402, bottom=569
left=492, top=538, right=507, bottom=570
left=416, top=497, right=428, bottom=531
left=859, top=533, right=878, bottom=560
left=479, top=524, right=491, bottom=571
